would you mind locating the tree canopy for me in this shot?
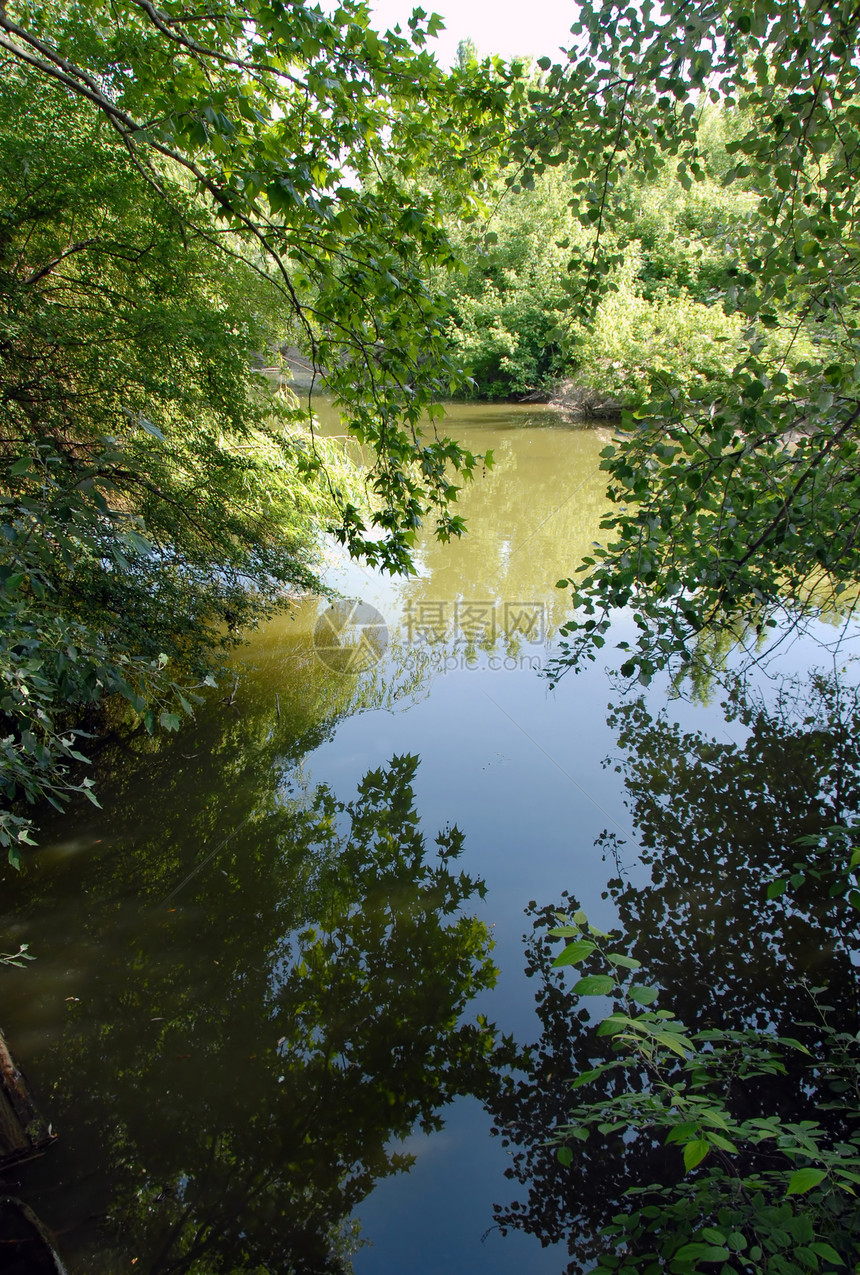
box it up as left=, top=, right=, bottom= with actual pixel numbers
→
left=0, top=0, right=516, bottom=856
left=0, top=0, right=500, bottom=566
left=512, top=0, right=860, bottom=682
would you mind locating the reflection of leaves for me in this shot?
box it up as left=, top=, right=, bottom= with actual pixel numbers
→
left=13, top=756, right=504, bottom=1273
left=541, top=915, right=860, bottom=1270
left=399, top=421, right=611, bottom=641
left=604, top=675, right=860, bottom=1030
left=488, top=674, right=860, bottom=1273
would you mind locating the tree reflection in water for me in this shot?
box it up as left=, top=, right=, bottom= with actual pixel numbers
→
left=489, top=672, right=860, bottom=1273
left=11, top=755, right=505, bottom=1274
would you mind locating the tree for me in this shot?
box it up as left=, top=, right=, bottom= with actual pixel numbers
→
left=0, top=0, right=500, bottom=563
left=456, top=37, right=479, bottom=72
left=438, top=152, right=773, bottom=403
left=0, top=65, right=351, bottom=857
left=0, top=0, right=513, bottom=856
left=516, top=0, right=860, bottom=682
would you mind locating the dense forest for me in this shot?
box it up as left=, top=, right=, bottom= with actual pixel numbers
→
left=2, top=0, right=860, bottom=1271
left=441, top=107, right=780, bottom=406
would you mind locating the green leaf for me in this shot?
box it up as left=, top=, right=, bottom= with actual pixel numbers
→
left=683, top=1140, right=710, bottom=1171
left=654, top=1031, right=692, bottom=1059
left=810, top=1243, right=845, bottom=1265
left=124, top=529, right=153, bottom=556
left=705, top=1131, right=738, bottom=1152
left=552, top=939, right=596, bottom=967
left=595, top=1015, right=629, bottom=1037
left=674, top=1243, right=730, bottom=1262
left=573, top=974, right=616, bottom=996
left=607, top=952, right=642, bottom=970
left=629, top=984, right=659, bottom=1005
left=786, top=1167, right=827, bottom=1196
left=571, top=1064, right=613, bottom=1088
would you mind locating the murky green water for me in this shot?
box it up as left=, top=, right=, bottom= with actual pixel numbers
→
left=1, top=402, right=858, bottom=1273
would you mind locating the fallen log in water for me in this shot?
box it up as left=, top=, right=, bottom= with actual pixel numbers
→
left=0, top=1029, right=53, bottom=1168
left=0, top=1031, right=65, bottom=1269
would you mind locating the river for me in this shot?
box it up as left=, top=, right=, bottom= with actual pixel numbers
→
left=1, top=401, right=858, bottom=1273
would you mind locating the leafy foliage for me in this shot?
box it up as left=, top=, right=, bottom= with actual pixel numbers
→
left=0, top=0, right=507, bottom=565
left=0, top=1, right=517, bottom=855
left=549, top=914, right=860, bottom=1275
left=489, top=672, right=860, bottom=1273
left=440, top=155, right=773, bottom=404
left=0, top=69, right=362, bottom=858
left=511, top=0, right=860, bottom=678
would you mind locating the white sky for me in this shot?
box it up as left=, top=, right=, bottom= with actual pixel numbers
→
left=368, top=0, right=577, bottom=68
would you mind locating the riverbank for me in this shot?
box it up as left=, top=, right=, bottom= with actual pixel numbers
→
left=271, top=353, right=627, bottom=424
left=546, top=379, right=623, bottom=421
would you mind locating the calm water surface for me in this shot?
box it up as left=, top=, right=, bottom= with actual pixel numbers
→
left=1, top=402, right=857, bottom=1273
